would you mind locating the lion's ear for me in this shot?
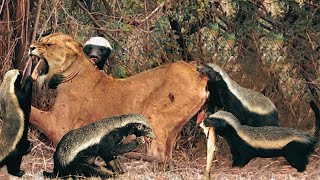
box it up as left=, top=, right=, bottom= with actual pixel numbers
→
left=65, top=41, right=82, bottom=54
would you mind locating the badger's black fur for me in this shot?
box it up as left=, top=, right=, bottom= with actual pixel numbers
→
left=197, top=63, right=279, bottom=127
left=83, top=36, right=112, bottom=70
left=0, top=70, right=33, bottom=177
left=43, top=114, right=155, bottom=178
left=203, top=105, right=320, bottom=172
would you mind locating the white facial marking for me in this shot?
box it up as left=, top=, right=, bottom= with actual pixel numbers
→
left=84, top=37, right=112, bottom=50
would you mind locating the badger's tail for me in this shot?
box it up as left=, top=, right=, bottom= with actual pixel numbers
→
left=310, top=100, right=320, bottom=137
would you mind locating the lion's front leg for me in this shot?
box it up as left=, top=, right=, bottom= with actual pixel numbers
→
left=148, top=134, right=170, bottom=160
left=30, top=106, right=60, bottom=145
left=146, top=123, right=183, bottom=165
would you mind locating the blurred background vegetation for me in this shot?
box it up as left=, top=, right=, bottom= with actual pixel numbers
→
left=0, top=0, right=319, bottom=151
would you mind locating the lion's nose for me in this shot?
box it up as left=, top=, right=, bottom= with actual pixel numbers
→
left=30, top=46, right=36, bottom=51
left=29, top=46, right=36, bottom=55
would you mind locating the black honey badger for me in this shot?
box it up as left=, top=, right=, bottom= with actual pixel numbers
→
left=202, top=103, right=320, bottom=172
left=43, top=113, right=155, bottom=178
left=197, top=63, right=279, bottom=126
left=83, top=36, right=112, bottom=70
left=0, top=69, right=33, bottom=177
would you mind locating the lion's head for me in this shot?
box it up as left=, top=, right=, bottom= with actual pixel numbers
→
left=29, top=33, right=83, bottom=88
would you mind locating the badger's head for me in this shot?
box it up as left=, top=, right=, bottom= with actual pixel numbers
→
left=197, top=64, right=223, bottom=82
left=83, top=37, right=112, bottom=70
left=2, top=58, right=33, bottom=93
left=203, top=111, right=240, bottom=136
left=128, top=122, right=156, bottom=141
left=2, top=70, right=23, bottom=90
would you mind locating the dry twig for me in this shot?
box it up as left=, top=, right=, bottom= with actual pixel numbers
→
left=76, top=1, right=128, bottom=53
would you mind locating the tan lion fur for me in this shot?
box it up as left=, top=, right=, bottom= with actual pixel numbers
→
left=29, top=33, right=208, bottom=159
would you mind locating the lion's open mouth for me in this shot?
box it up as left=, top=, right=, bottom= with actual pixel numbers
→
left=30, top=56, right=49, bottom=81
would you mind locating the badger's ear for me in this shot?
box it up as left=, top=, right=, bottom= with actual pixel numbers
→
left=136, top=123, right=144, bottom=130
left=132, top=123, right=147, bottom=132
left=65, top=40, right=82, bottom=54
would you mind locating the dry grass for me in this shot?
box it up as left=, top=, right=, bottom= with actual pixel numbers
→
left=0, top=128, right=320, bottom=180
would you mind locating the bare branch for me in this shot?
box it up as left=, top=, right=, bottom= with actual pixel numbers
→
left=37, top=0, right=60, bottom=41
left=0, top=0, right=5, bottom=16
left=134, top=2, right=164, bottom=25
left=101, top=0, right=112, bottom=15
left=32, top=0, right=43, bottom=42
left=77, top=1, right=128, bottom=52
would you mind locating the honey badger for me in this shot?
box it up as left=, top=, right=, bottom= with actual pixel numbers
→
left=43, top=114, right=155, bottom=178
left=83, top=36, right=112, bottom=70
left=197, top=63, right=279, bottom=127
left=202, top=103, right=320, bottom=172
left=0, top=70, right=33, bottom=177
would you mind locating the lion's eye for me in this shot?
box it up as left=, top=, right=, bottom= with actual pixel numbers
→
left=46, top=43, right=53, bottom=47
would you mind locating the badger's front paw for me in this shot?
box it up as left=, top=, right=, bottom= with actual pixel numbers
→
left=10, top=170, right=25, bottom=177
left=106, top=159, right=124, bottom=174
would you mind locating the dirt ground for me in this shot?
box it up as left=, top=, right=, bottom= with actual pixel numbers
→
left=0, top=131, right=319, bottom=180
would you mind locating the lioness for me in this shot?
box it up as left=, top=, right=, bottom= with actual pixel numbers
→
left=29, top=33, right=208, bottom=159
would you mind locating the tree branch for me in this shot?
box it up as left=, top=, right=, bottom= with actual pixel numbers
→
left=77, top=1, right=127, bottom=52
left=101, top=0, right=112, bottom=15
left=32, top=0, right=42, bottom=42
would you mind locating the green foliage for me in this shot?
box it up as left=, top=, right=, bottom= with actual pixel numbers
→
left=114, top=65, right=127, bottom=78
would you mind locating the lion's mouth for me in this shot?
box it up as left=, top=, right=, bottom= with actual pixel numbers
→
left=30, top=55, right=49, bottom=81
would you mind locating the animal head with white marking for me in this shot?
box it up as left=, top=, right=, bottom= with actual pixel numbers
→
left=83, top=36, right=112, bottom=70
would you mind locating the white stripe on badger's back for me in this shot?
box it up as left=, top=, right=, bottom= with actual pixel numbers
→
left=0, top=70, right=25, bottom=161
left=58, top=114, right=150, bottom=167
left=240, top=126, right=311, bottom=149
left=211, top=111, right=311, bottom=149
left=205, top=64, right=277, bottom=115
left=59, top=127, right=105, bottom=167
left=84, top=37, right=112, bottom=50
